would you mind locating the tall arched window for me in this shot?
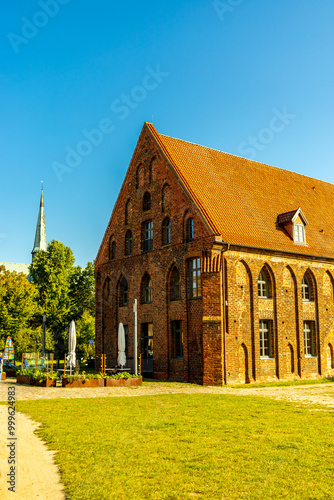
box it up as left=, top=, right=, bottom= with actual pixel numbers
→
left=162, top=217, right=171, bottom=245
left=125, top=230, right=132, bottom=256
left=143, top=192, right=151, bottom=211
left=186, top=218, right=194, bottom=241
left=142, top=273, right=152, bottom=303
left=119, top=277, right=128, bottom=306
left=171, top=267, right=181, bottom=300
left=258, top=268, right=270, bottom=298
left=142, top=221, right=153, bottom=252
left=302, top=271, right=314, bottom=301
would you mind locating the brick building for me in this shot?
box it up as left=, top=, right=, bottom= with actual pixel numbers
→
left=95, top=123, right=334, bottom=385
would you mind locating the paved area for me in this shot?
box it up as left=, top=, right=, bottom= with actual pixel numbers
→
left=1, top=377, right=334, bottom=408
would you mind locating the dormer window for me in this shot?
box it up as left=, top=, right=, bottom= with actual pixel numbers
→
left=278, top=207, right=308, bottom=245
left=294, top=224, right=305, bottom=243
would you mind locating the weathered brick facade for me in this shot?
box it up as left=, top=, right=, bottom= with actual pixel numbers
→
left=95, top=123, right=334, bottom=385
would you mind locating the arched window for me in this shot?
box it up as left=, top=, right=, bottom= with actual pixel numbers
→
left=143, top=192, right=151, bottom=211
left=162, top=217, right=171, bottom=245
left=171, top=267, right=181, bottom=300
left=125, top=230, right=132, bottom=256
left=142, top=221, right=153, bottom=252
left=327, top=343, right=334, bottom=369
left=142, top=273, right=152, bottom=303
left=258, top=269, right=270, bottom=298
left=186, top=218, right=194, bottom=241
left=119, top=277, right=128, bottom=307
left=302, top=272, right=314, bottom=301
left=109, top=237, right=116, bottom=260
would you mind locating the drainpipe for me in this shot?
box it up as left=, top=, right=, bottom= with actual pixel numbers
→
left=221, top=243, right=230, bottom=385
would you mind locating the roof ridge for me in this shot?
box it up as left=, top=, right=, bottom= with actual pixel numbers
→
left=155, top=131, right=334, bottom=188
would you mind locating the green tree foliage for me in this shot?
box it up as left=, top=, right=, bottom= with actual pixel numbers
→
left=30, top=240, right=95, bottom=355
left=75, top=310, right=95, bottom=358
left=70, top=262, right=95, bottom=318
left=0, top=265, right=40, bottom=355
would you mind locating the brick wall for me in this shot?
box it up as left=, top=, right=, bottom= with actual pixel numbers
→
left=95, top=125, right=334, bottom=385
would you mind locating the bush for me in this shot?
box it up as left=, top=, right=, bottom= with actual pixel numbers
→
left=105, top=372, right=141, bottom=380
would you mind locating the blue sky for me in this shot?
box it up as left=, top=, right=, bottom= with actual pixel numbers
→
left=1, top=0, right=334, bottom=267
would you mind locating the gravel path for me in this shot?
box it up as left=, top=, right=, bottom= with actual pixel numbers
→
left=1, top=378, right=334, bottom=408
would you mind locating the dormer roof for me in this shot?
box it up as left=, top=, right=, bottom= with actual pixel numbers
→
left=278, top=207, right=309, bottom=227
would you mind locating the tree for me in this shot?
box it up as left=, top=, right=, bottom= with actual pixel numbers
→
left=75, top=310, right=95, bottom=359
left=0, top=265, right=41, bottom=356
left=69, top=262, right=95, bottom=319
left=30, top=239, right=95, bottom=356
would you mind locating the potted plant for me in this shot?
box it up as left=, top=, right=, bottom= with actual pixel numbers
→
left=62, top=372, right=104, bottom=388
left=16, top=368, right=31, bottom=385
left=105, top=372, right=142, bottom=387
left=34, top=371, right=58, bottom=387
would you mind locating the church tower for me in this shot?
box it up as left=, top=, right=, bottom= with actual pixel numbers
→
left=31, top=186, right=47, bottom=261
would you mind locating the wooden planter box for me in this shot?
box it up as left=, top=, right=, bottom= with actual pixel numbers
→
left=1, top=372, right=6, bottom=381
left=16, top=375, right=30, bottom=385
left=34, top=379, right=57, bottom=387
left=62, top=378, right=105, bottom=388
left=105, top=377, right=142, bottom=387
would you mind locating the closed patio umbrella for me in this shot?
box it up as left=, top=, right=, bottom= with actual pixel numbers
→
left=117, top=322, right=126, bottom=368
left=67, top=320, right=76, bottom=375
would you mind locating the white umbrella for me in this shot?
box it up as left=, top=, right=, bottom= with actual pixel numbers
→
left=67, top=320, right=76, bottom=375
left=117, top=322, right=126, bottom=368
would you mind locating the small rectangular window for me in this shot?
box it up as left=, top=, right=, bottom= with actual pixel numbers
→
left=259, top=320, right=272, bottom=358
left=294, top=224, right=305, bottom=243
left=304, top=321, right=316, bottom=357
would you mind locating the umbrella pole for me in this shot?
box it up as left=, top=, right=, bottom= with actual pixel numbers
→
left=64, top=353, right=66, bottom=377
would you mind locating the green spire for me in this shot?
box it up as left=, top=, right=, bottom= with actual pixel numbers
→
left=32, top=186, right=47, bottom=260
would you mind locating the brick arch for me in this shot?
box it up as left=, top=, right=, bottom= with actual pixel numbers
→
left=149, top=156, right=158, bottom=182
left=282, top=265, right=301, bottom=377
left=323, top=270, right=334, bottom=299
left=234, top=260, right=255, bottom=381
left=125, top=199, right=131, bottom=225
left=136, top=163, right=144, bottom=188
left=287, top=343, right=295, bottom=374
left=302, top=268, right=317, bottom=301
left=167, top=263, right=181, bottom=301
left=116, top=274, right=129, bottom=307
left=161, top=183, right=171, bottom=212
left=327, top=343, right=334, bottom=369
left=257, top=263, right=274, bottom=298
left=239, top=343, right=250, bottom=384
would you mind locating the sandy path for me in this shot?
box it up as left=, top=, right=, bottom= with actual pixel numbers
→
left=0, top=378, right=333, bottom=499
left=0, top=390, right=65, bottom=499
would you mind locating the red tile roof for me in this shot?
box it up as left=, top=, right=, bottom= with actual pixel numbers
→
left=147, top=123, right=334, bottom=259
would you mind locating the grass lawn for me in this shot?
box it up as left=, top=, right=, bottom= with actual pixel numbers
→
left=16, top=394, right=334, bottom=500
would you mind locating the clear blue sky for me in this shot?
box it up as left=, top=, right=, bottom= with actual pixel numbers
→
left=1, top=0, right=334, bottom=267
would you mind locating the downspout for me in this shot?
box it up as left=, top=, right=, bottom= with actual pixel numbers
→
left=221, top=243, right=230, bottom=385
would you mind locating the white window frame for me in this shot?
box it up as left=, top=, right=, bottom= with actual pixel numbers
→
left=258, top=270, right=269, bottom=298
left=294, top=223, right=305, bottom=243
left=304, top=321, right=316, bottom=357
left=259, top=320, right=272, bottom=358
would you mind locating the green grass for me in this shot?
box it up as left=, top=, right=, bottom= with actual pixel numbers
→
left=15, top=394, right=334, bottom=500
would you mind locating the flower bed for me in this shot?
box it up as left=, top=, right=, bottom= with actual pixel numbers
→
left=16, top=375, right=30, bottom=384
left=105, top=376, right=142, bottom=387
left=62, top=378, right=105, bottom=388
left=34, top=379, right=57, bottom=387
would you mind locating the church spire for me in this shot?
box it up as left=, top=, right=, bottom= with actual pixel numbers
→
left=31, top=184, right=47, bottom=261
